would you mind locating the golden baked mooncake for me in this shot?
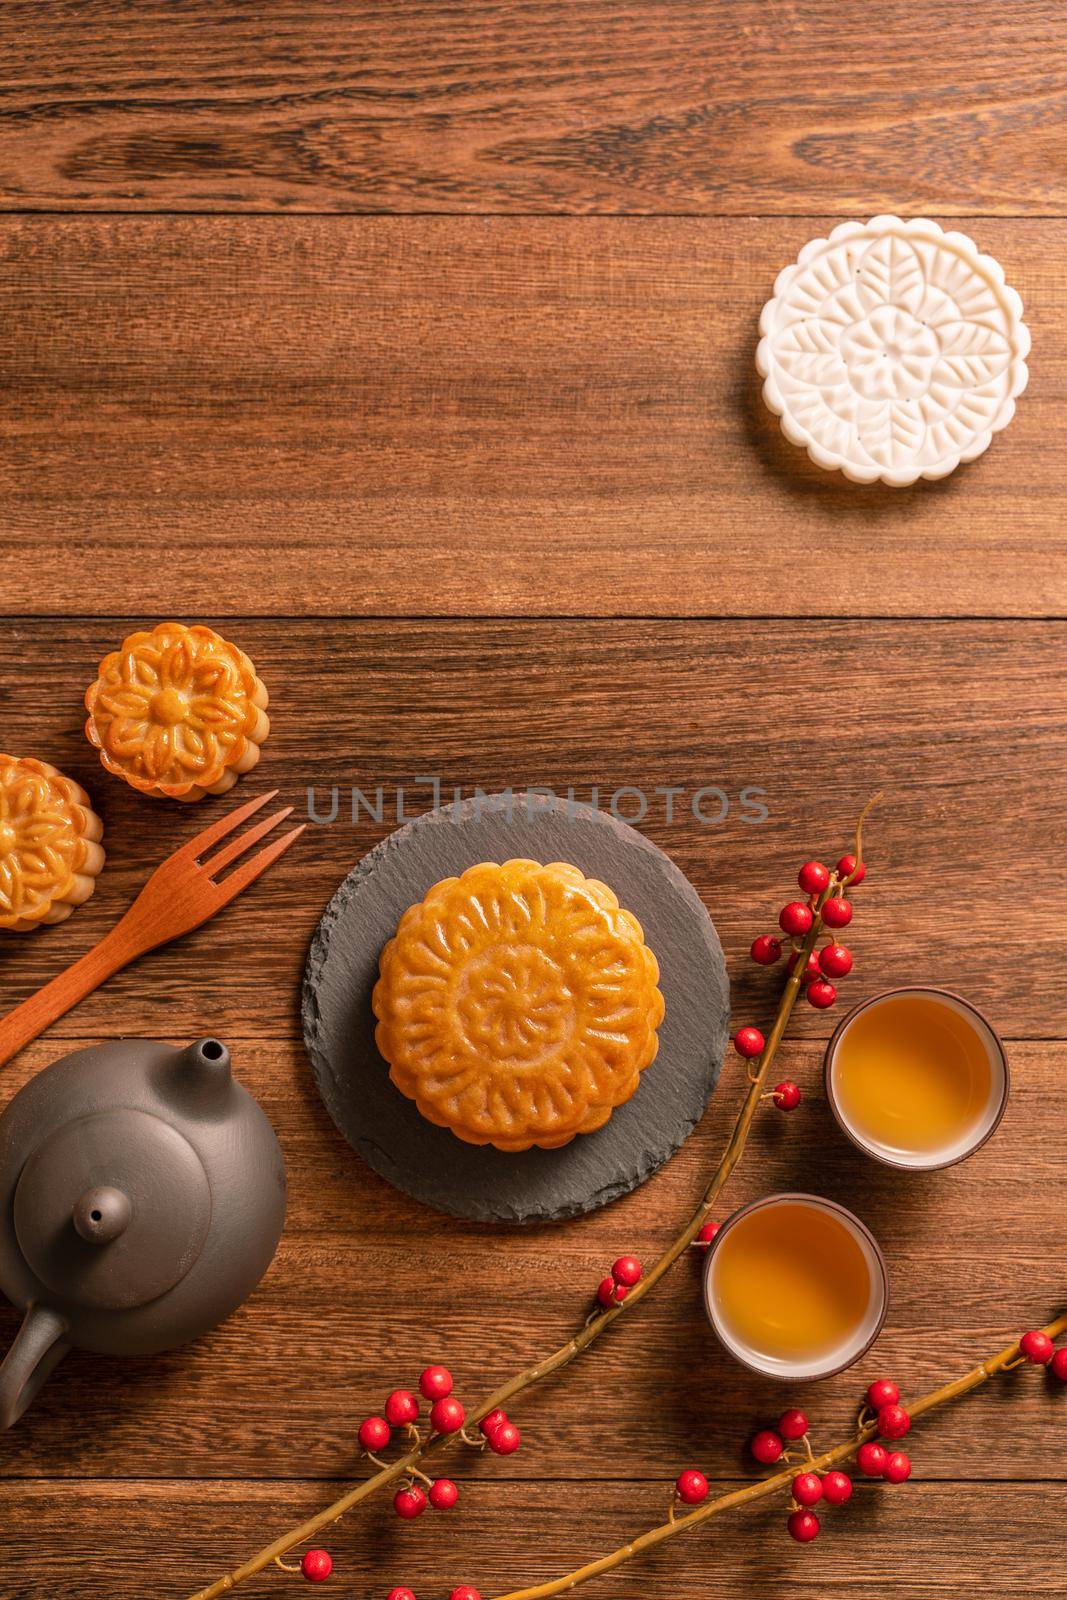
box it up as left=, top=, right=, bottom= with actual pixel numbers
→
left=0, top=756, right=105, bottom=932
left=372, top=859, right=665, bottom=1151
left=85, top=622, right=269, bottom=802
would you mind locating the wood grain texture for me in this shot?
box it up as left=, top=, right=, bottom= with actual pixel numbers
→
left=0, top=790, right=303, bottom=1071
left=1, top=618, right=1063, bottom=1037
left=0, top=1035, right=1063, bottom=1487
left=4, top=7, right=1067, bottom=1582
left=0, top=619, right=1064, bottom=1517
left=2, top=1480, right=1066, bottom=1600
left=1, top=217, right=1064, bottom=619
left=2, top=3, right=1067, bottom=216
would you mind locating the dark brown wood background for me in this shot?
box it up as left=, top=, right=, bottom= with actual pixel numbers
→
left=1, top=6, right=1065, bottom=1598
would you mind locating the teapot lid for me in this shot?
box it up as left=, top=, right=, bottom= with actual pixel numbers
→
left=13, top=1109, right=212, bottom=1311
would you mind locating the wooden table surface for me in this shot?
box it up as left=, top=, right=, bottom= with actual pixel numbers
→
left=2, top=6, right=1066, bottom=1597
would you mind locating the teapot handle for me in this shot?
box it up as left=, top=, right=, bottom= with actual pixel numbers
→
left=0, top=1305, right=70, bottom=1429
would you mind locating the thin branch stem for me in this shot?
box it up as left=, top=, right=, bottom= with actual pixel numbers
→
left=845, top=792, right=881, bottom=889
left=185, top=799, right=876, bottom=1600
left=493, top=1311, right=1067, bottom=1600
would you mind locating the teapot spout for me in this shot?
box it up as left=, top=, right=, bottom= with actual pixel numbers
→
left=179, top=1039, right=232, bottom=1078
left=158, top=1038, right=234, bottom=1119
left=0, top=1306, right=70, bottom=1430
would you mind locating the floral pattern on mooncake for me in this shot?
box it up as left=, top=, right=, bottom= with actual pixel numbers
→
left=0, top=756, right=105, bottom=932
left=372, top=860, right=665, bottom=1152
left=85, top=622, right=269, bottom=802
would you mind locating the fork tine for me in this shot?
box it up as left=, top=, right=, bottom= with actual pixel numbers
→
left=206, top=823, right=306, bottom=905
left=175, top=789, right=280, bottom=865
left=200, top=805, right=294, bottom=880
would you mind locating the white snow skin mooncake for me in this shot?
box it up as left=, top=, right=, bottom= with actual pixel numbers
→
left=756, top=216, right=1030, bottom=486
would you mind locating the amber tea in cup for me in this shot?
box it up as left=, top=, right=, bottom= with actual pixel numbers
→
left=825, top=988, right=1008, bottom=1170
left=703, top=1194, right=888, bottom=1380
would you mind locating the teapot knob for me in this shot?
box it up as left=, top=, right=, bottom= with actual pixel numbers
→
left=71, top=1185, right=132, bottom=1245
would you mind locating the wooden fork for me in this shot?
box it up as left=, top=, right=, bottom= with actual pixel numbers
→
left=0, top=789, right=304, bottom=1071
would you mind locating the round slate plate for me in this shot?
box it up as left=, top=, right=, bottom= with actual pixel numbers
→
left=302, top=792, right=729, bottom=1224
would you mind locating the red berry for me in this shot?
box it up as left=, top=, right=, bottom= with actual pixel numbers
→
left=387, top=1590, right=417, bottom=1600
left=675, top=1469, right=709, bottom=1505
left=773, top=1080, right=801, bottom=1111
left=787, top=1509, right=820, bottom=1543
left=480, top=1408, right=509, bottom=1435
left=1020, top=1330, right=1054, bottom=1365
left=1051, top=1348, right=1067, bottom=1382
left=358, top=1416, right=391, bottom=1452
left=778, top=1409, right=809, bottom=1441
left=419, top=1365, right=453, bottom=1400
left=751, top=934, right=782, bottom=965
left=733, top=1026, right=765, bottom=1059
left=822, top=1470, right=853, bottom=1505
left=837, top=854, right=866, bottom=886
left=449, top=1590, right=481, bottom=1600
left=792, top=1471, right=823, bottom=1506
left=818, top=942, right=853, bottom=979
left=857, top=1441, right=888, bottom=1476
left=750, top=1428, right=785, bottom=1465
left=301, top=1549, right=333, bottom=1583
left=877, top=1403, right=911, bottom=1440
left=697, top=1221, right=720, bottom=1244
left=385, top=1390, right=420, bottom=1427
left=806, top=978, right=837, bottom=1009
left=428, top=1478, right=459, bottom=1510
left=865, top=1378, right=899, bottom=1409
left=787, top=949, right=822, bottom=983
left=821, top=897, right=853, bottom=929
left=883, top=1451, right=912, bottom=1484
left=798, top=861, right=830, bottom=895
left=430, top=1396, right=465, bottom=1434
left=780, top=901, right=813, bottom=936
left=394, top=1486, right=427, bottom=1520
left=612, top=1255, right=642, bottom=1287
left=597, top=1276, right=626, bottom=1307
left=486, top=1420, right=521, bottom=1455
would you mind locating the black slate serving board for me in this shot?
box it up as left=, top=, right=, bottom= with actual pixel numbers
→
left=302, top=792, right=729, bottom=1223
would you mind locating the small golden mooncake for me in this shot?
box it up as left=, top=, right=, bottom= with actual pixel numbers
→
left=0, top=756, right=105, bottom=932
left=373, top=859, right=665, bottom=1152
left=85, top=621, right=269, bottom=802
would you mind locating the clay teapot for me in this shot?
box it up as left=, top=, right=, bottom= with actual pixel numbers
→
left=0, top=1037, right=285, bottom=1428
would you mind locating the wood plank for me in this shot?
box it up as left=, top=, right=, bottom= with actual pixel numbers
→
left=1, top=619, right=1063, bottom=1492
left=0, top=1027, right=1063, bottom=1485
left=2, top=1479, right=1066, bottom=1600
left=0, top=618, right=1063, bottom=1038
left=2, top=3, right=1067, bottom=216
left=1, top=217, right=1064, bottom=618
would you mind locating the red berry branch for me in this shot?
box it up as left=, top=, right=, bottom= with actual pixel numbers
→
left=187, top=797, right=882, bottom=1600
left=485, top=1317, right=1067, bottom=1600
left=738, top=1386, right=913, bottom=1545
left=350, top=1368, right=523, bottom=1529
